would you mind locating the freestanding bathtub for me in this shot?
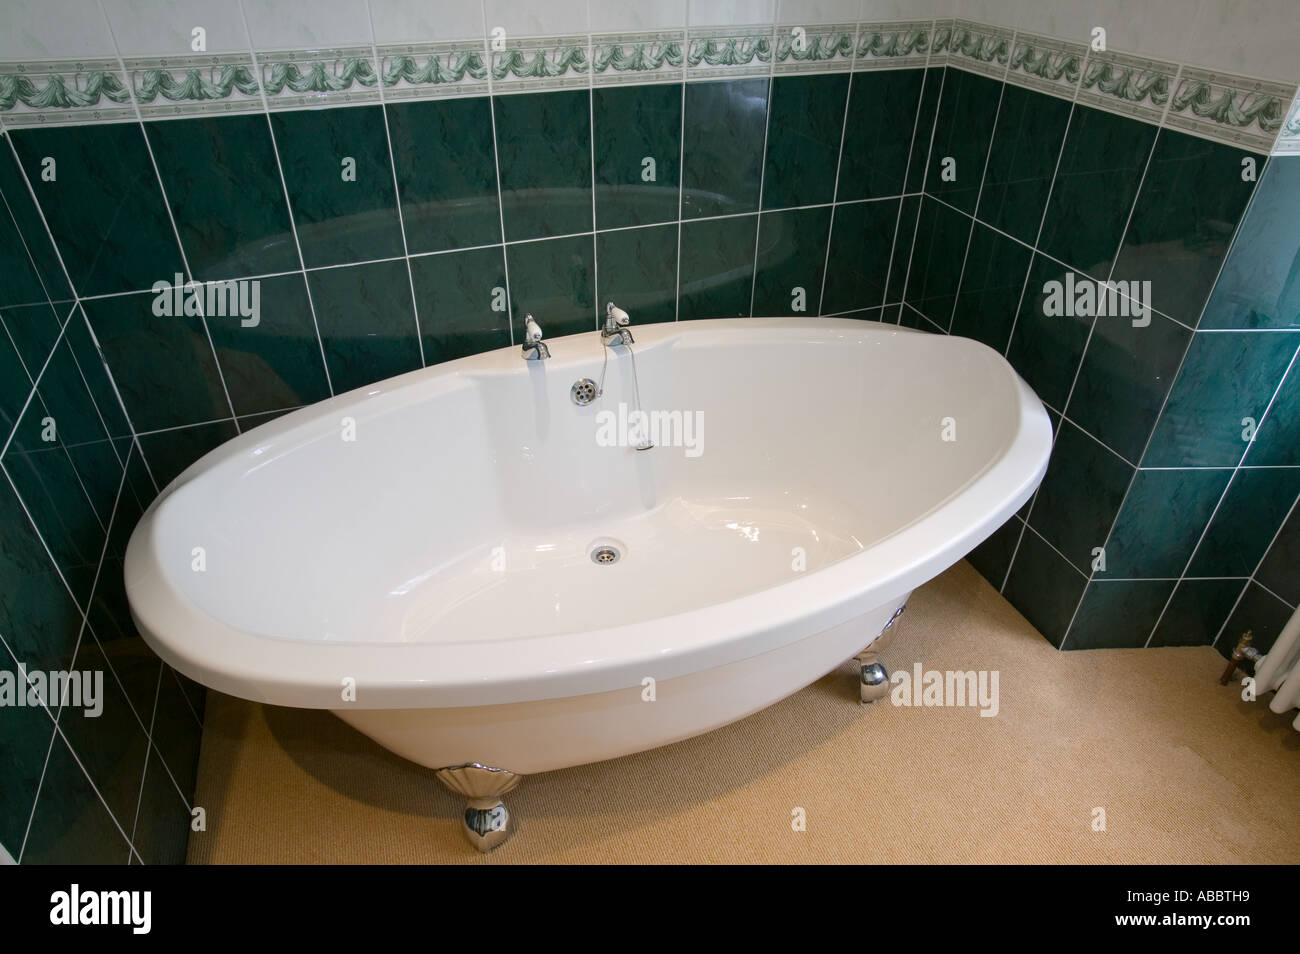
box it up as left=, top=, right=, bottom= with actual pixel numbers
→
left=125, top=316, right=1052, bottom=850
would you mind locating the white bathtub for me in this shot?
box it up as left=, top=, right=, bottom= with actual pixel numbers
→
left=125, top=317, right=1051, bottom=848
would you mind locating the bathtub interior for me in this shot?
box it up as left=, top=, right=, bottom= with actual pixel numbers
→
left=150, top=323, right=1021, bottom=646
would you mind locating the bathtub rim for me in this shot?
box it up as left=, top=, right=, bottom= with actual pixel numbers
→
left=124, top=317, right=1052, bottom=709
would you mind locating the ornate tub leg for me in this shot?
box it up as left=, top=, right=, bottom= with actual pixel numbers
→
left=435, top=763, right=523, bottom=852
left=856, top=601, right=906, bottom=704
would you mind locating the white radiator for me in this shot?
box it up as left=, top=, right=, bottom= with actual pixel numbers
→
left=1254, top=605, right=1300, bottom=731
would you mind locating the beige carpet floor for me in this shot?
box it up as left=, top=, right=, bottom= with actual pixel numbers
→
left=188, top=560, right=1300, bottom=864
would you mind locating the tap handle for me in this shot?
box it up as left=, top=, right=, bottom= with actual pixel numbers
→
left=606, top=301, right=630, bottom=327
left=524, top=314, right=543, bottom=344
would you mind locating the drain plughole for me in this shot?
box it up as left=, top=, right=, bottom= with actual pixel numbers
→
left=591, top=545, right=620, bottom=565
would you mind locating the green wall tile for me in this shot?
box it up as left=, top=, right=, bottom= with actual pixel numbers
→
left=1219, top=581, right=1293, bottom=656
left=753, top=206, right=831, bottom=316
left=949, top=222, right=1031, bottom=351
left=966, top=515, right=1022, bottom=589
left=593, top=83, right=681, bottom=230
left=1006, top=254, right=1094, bottom=412
left=147, top=113, right=299, bottom=281
left=925, top=69, right=1003, bottom=214
left=0, top=143, right=71, bottom=303
left=761, top=73, right=848, bottom=210
left=1038, top=104, right=1157, bottom=278
left=388, top=96, right=502, bottom=254
left=1189, top=467, right=1300, bottom=578
left=1149, top=578, right=1246, bottom=647
left=1256, top=501, right=1300, bottom=606
left=1066, top=579, right=1175, bottom=649
left=821, top=199, right=898, bottom=315
left=494, top=90, right=593, bottom=242
left=271, top=105, right=404, bottom=268
left=905, top=67, right=943, bottom=194
left=1244, top=352, right=1300, bottom=466
left=678, top=215, right=758, bottom=320
left=410, top=246, right=512, bottom=365
left=595, top=224, right=679, bottom=325
left=884, top=195, right=921, bottom=304
left=904, top=196, right=970, bottom=327
left=306, top=259, right=423, bottom=393
left=506, top=234, right=596, bottom=340
left=1143, top=331, right=1295, bottom=467
left=0, top=635, right=55, bottom=853
left=12, top=122, right=184, bottom=297
left=682, top=79, right=769, bottom=219
left=837, top=68, right=926, bottom=202
left=205, top=272, right=332, bottom=416
left=21, top=732, right=133, bottom=863
left=1111, top=130, right=1260, bottom=327
left=1002, top=527, right=1087, bottom=646
left=138, top=420, right=239, bottom=489
left=976, top=83, right=1072, bottom=246
left=1097, top=468, right=1231, bottom=578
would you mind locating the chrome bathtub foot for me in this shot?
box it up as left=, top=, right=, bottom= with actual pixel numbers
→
left=857, top=651, right=890, bottom=704
left=435, top=763, right=523, bottom=852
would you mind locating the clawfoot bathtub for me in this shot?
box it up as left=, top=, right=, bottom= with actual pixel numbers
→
left=125, top=317, right=1052, bottom=851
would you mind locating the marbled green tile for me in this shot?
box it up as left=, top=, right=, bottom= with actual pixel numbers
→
left=494, top=90, right=593, bottom=242
left=0, top=188, right=47, bottom=308
left=837, top=68, right=927, bottom=203
left=64, top=437, right=123, bottom=532
left=306, top=259, right=422, bottom=393
left=270, top=105, right=404, bottom=268
left=752, top=207, right=831, bottom=317
left=1219, top=581, right=1293, bottom=657
left=595, top=224, right=678, bottom=325
left=60, top=635, right=149, bottom=825
left=966, top=515, right=1023, bottom=590
left=138, top=420, right=239, bottom=489
left=925, top=69, right=1003, bottom=214
left=1038, top=104, right=1157, bottom=278
left=682, top=78, right=769, bottom=219
left=0, top=301, right=61, bottom=376
left=949, top=222, right=1031, bottom=352
left=0, top=635, right=55, bottom=853
left=1245, top=352, right=1300, bottom=466
left=903, top=196, right=971, bottom=327
left=64, top=307, right=130, bottom=439
left=884, top=195, right=921, bottom=304
left=1257, top=501, right=1300, bottom=607
left=677, top=215, right=758, bottom=320
left=1189, top=467, right=1300, bottom=578
left=1111, top=131, right=1259, bottom=327
left=0, top=326, right=31, bottom=435
left=820, top=199, right=898, bottom=316
left=905, top=67, right=943, bottom=194
left=1027, top=419, right=1134, bottom=572
left=505, top=234, right=596, bottom=340
left=82, top=290, right=231, bottom=433
left=1149, top=578, right=1246, bottom=647
left=147, top=113, right=299, bottom=281
left=1002, top=527, right=1088, bottom=647
left=761, top=73, right=848, bottom=210
left=1143, top=331, right=1296, bottom=467
left=409, top=246, right=512, bottom=365
left=0, top=143, right=71, bottom=303
left=206, top=273, right=332, bottom=417
left=387, top=96, right=502, bottom=254
left=1006, top=254, right=1094, bottom=412
left=976, top=82, right=1073, bottom=246
left=1067, top=311, right=1191, bottom=464
left=28, top=331, right=116, bottom=449
left=1200, top=155, right=1300, bottom=330
left=22, top=730, right=133, bottom=863
left=131, top=742, right=192, bottom=864
left=149, top=663, right=202, bottom=813
left=593, top=83, right=682, bottom=230
left=10, top=122, right=183, bottom=297
left=1097, top=468, right=1231, bottom=578
left=1066, top=579, right=1175, bottom=649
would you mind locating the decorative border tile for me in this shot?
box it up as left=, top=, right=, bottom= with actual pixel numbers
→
left=854, top=20, right=931, bottom=71
left=686, top=25, right=772, bottom=80
left=772, top=23, right=855, bottom=75
left=490, top=35, right=588, bottom=93
left=1005, top=32, right=1086, bottom=102
left=0, top=58, right=132, bottom=126
left=947, top=18, right=1012, bottom=79
left=258, top=47, right=380, bottom=110
left=930, top=18, right=954, bottom=63
left=1076, top=49, right=1179, bottom=124
left=1276, top=92, right=1300, bottom=154
left=378, top=41, right=490, bottom=101
left=592, top=31, right=684, bottom=86
left=129, top=53, right=264, bottom=120
left=1165, top=67, right=1292, bottom=154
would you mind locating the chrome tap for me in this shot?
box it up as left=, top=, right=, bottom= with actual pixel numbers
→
left=521, top=314, right=550, bottom=360
left=602, top=301, right=634, bottom=347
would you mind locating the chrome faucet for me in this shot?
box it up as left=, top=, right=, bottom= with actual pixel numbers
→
left=602, top=301, right=634, bottom=346
left=521, top=314, right=550, bottom=360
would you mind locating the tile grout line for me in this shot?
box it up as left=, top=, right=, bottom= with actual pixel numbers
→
left=746, top=21, right=778, bottom=319
left=126, top=660, right=165, bottom=862
left=815, top=23, right=858, bottom=318
left=481, top=0, right=514, bottom=348
left=365, top=0, right=428, bottom=366
left=673, top=17, right=688, bottom=322
left=239, top=0, right=336, bottom=398
left=587, top=10, right=600, bottom=330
